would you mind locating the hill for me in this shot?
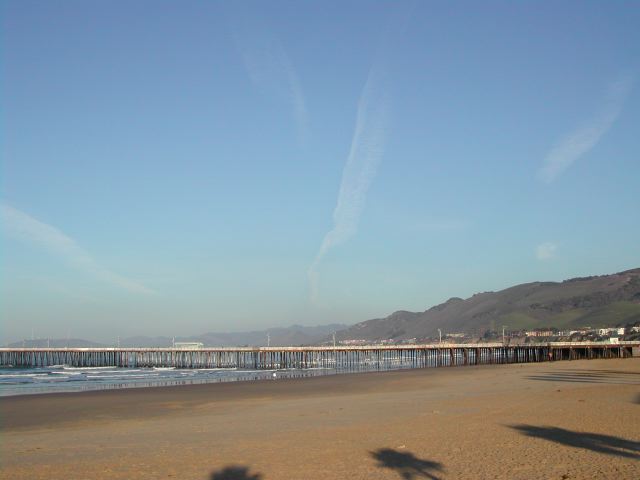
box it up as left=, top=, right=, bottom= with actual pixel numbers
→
left=6, top=324, right=348, bottom=348
left=119, top=323, right=348, bottom=348
left=334, top=268, right=640, bottom=342
left=7, top=338, right=107, bottom=348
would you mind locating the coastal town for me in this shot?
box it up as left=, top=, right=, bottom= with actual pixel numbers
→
left=335, top=322, right=640, bottom=346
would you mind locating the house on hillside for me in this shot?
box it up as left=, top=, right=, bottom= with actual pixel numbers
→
left=525, top=330, right=554, bottom=337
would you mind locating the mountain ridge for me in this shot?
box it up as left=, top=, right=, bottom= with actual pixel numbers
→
left=7, top=269, right=639, bottom=347
left=7, top=323, right=348, bottom=348
left=334, top=268, right=640, bottom=342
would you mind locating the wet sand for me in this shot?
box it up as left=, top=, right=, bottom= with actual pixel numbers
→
left=1, top=358, right=639, bottom=479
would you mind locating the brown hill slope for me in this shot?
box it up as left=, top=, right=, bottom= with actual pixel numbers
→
left=336, top=268, right=640, bottom=341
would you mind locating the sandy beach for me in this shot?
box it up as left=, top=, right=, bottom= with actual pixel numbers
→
left=1, top=358, right=639, bottom=479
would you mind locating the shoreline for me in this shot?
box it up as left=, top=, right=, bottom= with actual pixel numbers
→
left=2, top=364, right=482, bottom=430
left=2, top=358, right=639, bottom=479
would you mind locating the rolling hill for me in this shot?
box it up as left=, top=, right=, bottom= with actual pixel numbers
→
left=334, top=268, right=640, bottom=342
left=118, top=323, right=348, bottom=348
left=6, top=325, right=348, bottom=348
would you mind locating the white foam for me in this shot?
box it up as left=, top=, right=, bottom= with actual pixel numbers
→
left=81, top=370, right=139, bottom=375
left=63, top=366, right=115, bottom=370
left=233, top=370, right=273, bottom=374
left=194, top=367, right=237, bottom=372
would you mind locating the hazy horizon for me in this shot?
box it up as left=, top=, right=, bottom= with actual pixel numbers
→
left=2, top=1, right=639, bottom=344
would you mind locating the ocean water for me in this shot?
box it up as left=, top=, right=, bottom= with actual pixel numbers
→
left=0, top=365, right=337, bottom=397
left=0, top=354, right=461, bottom=396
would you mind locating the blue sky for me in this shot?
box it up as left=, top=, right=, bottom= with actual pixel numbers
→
left=2, top=1, right=639, bottom=343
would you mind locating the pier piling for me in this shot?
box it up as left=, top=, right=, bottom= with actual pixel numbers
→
left=1, top=342, right=637, bottom=370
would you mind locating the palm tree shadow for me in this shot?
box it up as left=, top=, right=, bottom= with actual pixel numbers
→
left=210, top=465, right=262, bottom=480
left=524, top=369, right=640, bottom=385
left=510, top=425, right=640, bottom=459
left=371, top=448, right=444, bottom=480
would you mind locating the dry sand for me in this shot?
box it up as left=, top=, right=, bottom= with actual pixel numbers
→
left=1, top=358, right=639, bottom=479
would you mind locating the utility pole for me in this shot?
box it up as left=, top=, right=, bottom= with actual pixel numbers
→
left=502, top=325, right=507, bottom=345
left=267, top=333, right=270, bottom=348
left=172, top=337, right=175, bottom=348
left=333, top=331, right=336, bottom=348
left=438, top=328, right=442, bottom=344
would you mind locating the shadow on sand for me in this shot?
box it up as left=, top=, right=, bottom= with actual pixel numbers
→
left=511, top=425, right=639, bottom=459
left=371, top=448, right=444, bottom=480
left=524, top=369, right=640, bottom=385
left=210, top=465, right=263, bottom=480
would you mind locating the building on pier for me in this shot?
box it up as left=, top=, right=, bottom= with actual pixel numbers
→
left=174, top=342, right=204, bottom=350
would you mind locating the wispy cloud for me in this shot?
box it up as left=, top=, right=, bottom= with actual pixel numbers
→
left=536, top=242, right=557, bottom=261
left=1, top=203, right=154, bottom=295
left=308, top=68, right=389, bottom=303
left=234, top=23, right=308, bottom=143
left=413, top=219, right=469, bottom=232
left=539, top=75, right=634, bottom=183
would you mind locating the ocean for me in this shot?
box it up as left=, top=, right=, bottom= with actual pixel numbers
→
left=0, top=357, right=431, bottom=396
left=0, top=365, right=338, bottom=397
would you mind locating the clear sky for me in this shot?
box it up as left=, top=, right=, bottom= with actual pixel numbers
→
left=2, top=1, right=639, bottom=343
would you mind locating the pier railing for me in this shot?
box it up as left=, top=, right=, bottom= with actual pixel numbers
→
left=1, top=342, right=638, bottom=369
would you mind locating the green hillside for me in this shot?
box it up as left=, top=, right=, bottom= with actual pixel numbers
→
left=335, top=268, right=640, bottom=341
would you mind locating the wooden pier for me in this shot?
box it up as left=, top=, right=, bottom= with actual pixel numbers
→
left=1, top=342, right=638, bottom=370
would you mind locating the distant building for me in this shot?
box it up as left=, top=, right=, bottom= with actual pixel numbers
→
left=174, top=342, right=203, bottom=350
left=569, top=328, right=595, bottom=336
left=525, top=330, right=554, bottom=337
left=597, top=328, right=624, bottom=336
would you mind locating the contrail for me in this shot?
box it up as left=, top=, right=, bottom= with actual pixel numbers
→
left=281, top=52, right=308, bottom=144
left=234, top=23, right=308, bottom=144
left=539, top=75, right=633, bottom=183
left=308, top=67, right=389, bottom=303
left=1, top=202, right=155, bottom=295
